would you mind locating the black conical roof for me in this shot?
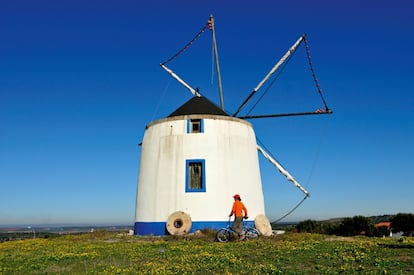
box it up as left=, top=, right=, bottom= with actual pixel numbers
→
left=168, top=96, right=228, bottom=117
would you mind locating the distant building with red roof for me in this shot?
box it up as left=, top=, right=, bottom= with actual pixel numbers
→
left=375, top=222, right=391, bottom=229
left=375, top=221, right=392, bottom=237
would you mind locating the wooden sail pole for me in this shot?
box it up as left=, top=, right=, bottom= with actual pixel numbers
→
left=209, top=15, right=225, bottom=110
left=160, top=64, right=201, bottom=97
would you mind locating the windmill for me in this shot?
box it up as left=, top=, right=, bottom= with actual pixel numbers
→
left=134, top=15, right=332, bottom=236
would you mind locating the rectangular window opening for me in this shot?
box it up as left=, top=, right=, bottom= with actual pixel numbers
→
left=187, top=119, right=203, bottom=133
left=186, top=159, right=206, bottom=192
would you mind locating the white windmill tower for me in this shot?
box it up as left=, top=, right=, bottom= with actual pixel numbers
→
left=134, top=16, right=332, bottom=236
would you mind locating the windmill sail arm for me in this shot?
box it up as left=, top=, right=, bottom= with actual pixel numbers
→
left=160, top=64, right=201, bottom=97
left=257, top=144, right=310, bottom=197
left=233, top=35, right=305, bottom=117
left=253, top=35, right=305, bottom=93
left=239, top=109, right=333, bottom=119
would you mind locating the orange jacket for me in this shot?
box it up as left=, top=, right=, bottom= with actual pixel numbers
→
left=230, top=200, right=248, bottom=217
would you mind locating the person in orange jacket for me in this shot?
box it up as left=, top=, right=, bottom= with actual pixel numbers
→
left=228, top=194, right=248, bottom=240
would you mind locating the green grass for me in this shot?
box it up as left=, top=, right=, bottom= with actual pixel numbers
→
left=1, top=231, right=413, bottom=274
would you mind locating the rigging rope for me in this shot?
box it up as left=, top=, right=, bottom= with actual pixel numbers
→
left=161, top=22, right=209, bottom=66
left=271, top=195, right=309, bottom=224
left=151, top=78, right=171, bottom=122
left=303, top=36, right=330, bottom=111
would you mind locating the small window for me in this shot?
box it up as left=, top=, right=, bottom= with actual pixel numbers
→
left=187, top=119, right=203, bottom=133
left=186, top=159, right=206, bottom=192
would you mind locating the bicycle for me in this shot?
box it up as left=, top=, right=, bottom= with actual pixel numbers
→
left=216, top=217, right=259, bottom=242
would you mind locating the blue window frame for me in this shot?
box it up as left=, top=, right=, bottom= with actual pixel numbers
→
left=185, top=159, right=206, bottom=192
left=187, top=119, right=204, bottom=133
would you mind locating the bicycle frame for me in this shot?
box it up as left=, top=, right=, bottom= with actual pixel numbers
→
left=216, top=218, right=259, bottom=242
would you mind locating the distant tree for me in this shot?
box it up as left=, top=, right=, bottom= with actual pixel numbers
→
left=390, top=213, right=414, bottom=236
left=323, top=222, right=340, bottom=235
left=335, top=216, right=374, bottom=236
left=296, top=220, right=320, bottom=233
left=336, top=217, right=355, bottom=236
left=373, top=225, right=390, bottom=237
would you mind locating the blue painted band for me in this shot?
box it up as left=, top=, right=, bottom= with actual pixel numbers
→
left=134, top=220, right=255, bottom=236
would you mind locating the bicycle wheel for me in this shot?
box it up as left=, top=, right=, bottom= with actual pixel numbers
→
left=216, top=229, right=231, bottom=242
left=244, top=227, right=259, bottom=240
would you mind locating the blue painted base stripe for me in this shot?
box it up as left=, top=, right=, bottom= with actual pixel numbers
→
left=134, top=220, right=255, bottom=236
left=134, top=221, right=167, bottom=235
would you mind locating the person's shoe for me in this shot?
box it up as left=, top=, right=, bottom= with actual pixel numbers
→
left=239, top=235, right=245, bottom=241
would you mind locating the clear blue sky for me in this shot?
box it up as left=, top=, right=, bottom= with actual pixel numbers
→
left=1, top=0, right=413, bottom=226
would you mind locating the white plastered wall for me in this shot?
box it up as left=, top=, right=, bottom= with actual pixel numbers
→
left=135, top=115, right=265, bottom=223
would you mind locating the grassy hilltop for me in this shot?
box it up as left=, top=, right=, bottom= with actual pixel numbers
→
left=0, top=230, right=413, bottom=274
